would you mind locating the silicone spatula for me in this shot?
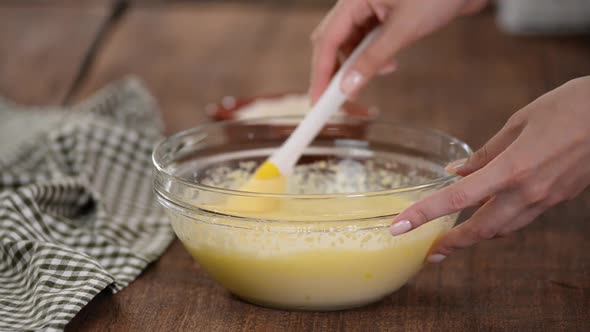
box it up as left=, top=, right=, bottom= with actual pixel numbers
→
left=258, top=28, right=380, bottom=178
left=229, top=28, right=381, bottom=211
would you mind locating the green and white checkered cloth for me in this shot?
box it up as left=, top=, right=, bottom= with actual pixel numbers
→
left=0, top=79, right=175, bottom=331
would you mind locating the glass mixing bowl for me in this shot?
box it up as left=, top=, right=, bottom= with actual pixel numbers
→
left=152, top=116, right=472, bottom=311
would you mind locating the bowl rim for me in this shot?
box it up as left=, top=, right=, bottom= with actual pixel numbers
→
left=152, top=116, right=473, bottom=199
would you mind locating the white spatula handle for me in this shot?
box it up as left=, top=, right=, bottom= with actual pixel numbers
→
left=270, top=28, right=381, bottom=175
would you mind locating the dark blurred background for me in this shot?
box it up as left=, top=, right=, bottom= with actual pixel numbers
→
left=1, top=0, right=589, bottom=148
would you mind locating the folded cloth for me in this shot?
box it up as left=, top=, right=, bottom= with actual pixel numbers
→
left=0, top=79, right=175, bottom=331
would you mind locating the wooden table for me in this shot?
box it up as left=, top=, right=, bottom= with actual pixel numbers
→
left=2, top=1, right=589, bottom=331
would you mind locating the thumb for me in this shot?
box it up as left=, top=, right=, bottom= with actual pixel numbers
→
left=339, top=12, right=415, bottom=98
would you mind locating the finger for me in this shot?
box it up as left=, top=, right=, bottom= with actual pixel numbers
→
left=340, top=8, right=420, bottom=98
left=309, top=8, right=348, bottom=103
left=338, top=23, right=374, bottom=61
left=343, top=58, right=398, bottom=75
left=446, top=117, right=524, bottom=176
left=377, top=60, right=398, bottom=76
left=427, top=190, right=523, bottom=262
left=498, top=205, right=545, bottom=234
left=339, top=48, right=397, bottom=76
left=445, top=114, right=524, bottom=176
left=390, top=159, right=511, bottom=236
left=310, top=1, right=375, bottom=103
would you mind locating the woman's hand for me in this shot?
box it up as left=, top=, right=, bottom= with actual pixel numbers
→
left=390, top=76, right=590, bottom=263
left=310, top=0, right=488, bottom=102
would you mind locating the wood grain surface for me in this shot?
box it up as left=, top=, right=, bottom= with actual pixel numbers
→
left=0, top=4, right=108, bottom=105
left=74, top=3, right=328, bottom=134
left=3, top=2, right=589, bottom=331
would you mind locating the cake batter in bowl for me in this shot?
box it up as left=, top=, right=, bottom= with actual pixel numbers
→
left=153, top=116, right=471, bottom=310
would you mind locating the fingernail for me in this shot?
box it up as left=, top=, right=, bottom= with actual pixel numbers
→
left=341, top=70, right=364, bottom=96
left=390, top=220, right=412, bottom=236
left=427, top=254, right=447, bottom=264
left=377, top=63, right=397, bottom=76
left=445, top=158, right=467, bottom=174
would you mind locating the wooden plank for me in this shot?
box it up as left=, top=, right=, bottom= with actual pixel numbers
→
left=0, top=5, right=109, bottom=105
left=74, top=4, right=326, bottom=134
left=69, top=4, right=590, bottom=331
left=368, top=13, right=590, bottom=148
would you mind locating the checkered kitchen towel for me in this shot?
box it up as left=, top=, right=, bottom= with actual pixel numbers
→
left=0, top=79, right=175, bottom=331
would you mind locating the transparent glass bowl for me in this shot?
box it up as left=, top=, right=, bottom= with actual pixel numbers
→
left=152, top=116, right=472, bottom=311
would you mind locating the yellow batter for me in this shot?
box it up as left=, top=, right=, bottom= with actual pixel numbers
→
left=169, top=192, right=454, bottom=310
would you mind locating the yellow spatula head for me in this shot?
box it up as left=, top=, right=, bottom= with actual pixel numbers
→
left=224, top=161, right=286, bottom=213
left=254, top=161, right=282, bottom=180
